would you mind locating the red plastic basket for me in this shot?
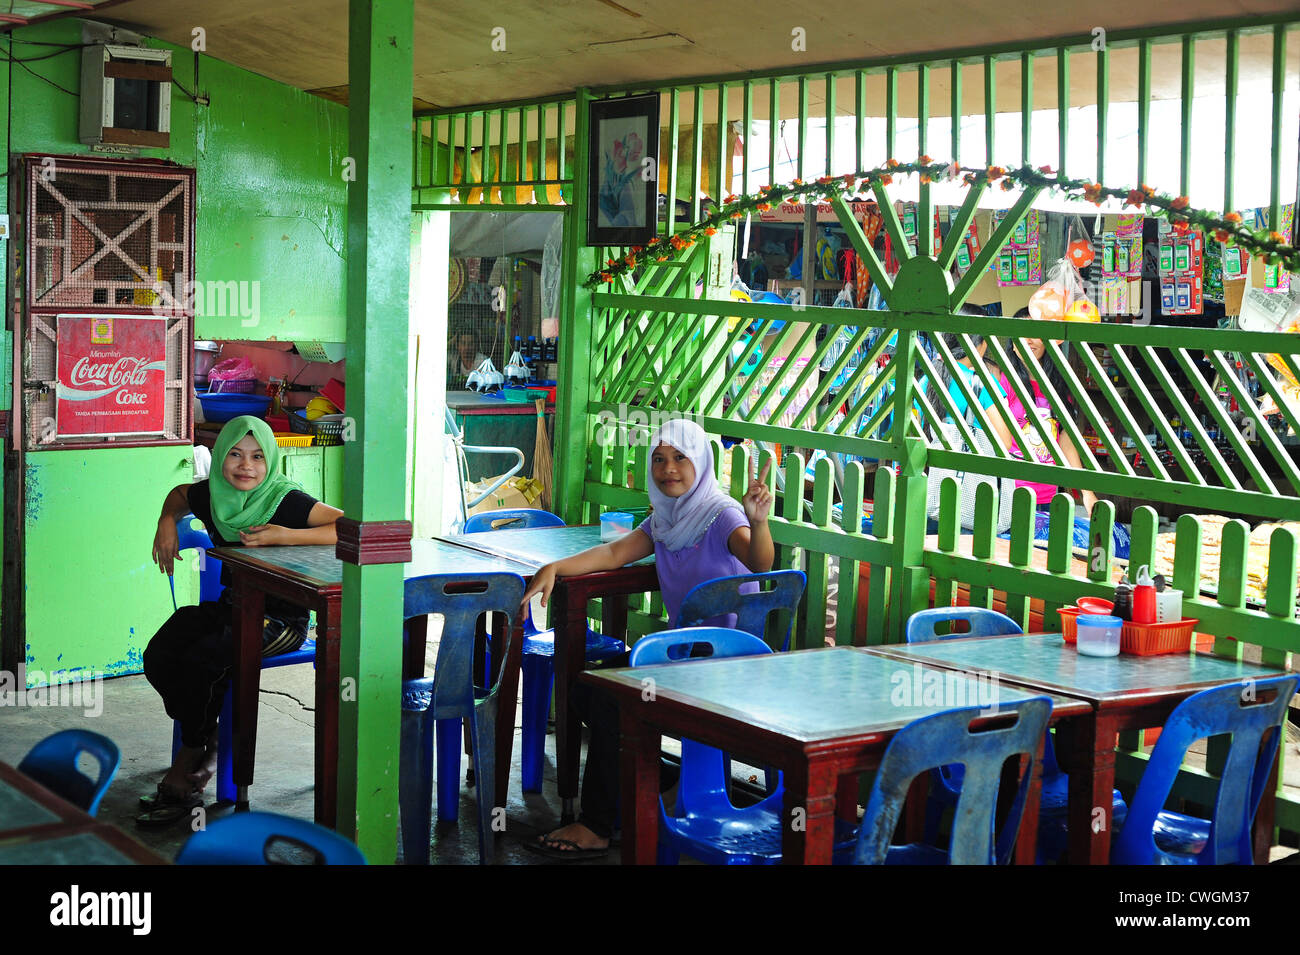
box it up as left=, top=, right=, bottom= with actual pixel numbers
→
left=1057, top=606, right=1197, bottom=655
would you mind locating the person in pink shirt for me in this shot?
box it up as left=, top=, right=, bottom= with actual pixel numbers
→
left=520, top=418, right=774, bottom=858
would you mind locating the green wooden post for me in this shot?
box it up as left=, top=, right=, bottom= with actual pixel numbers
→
left=340, top=0, right=414, bottom=862
left=554, top=88, right=596, bottom=523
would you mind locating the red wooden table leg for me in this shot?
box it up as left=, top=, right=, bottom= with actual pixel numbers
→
left=782, top=759, right=836, bottom=864
left=315, top=596, right=341, bottom=828
left=1063, top=710, right=1118, bottom=865
left=554, top=582, right=585, bottom=823
left=229, top=579, right=265, bottom=811
left=620, top=707, right=660, bottom=865
left=492, top=613, right=522, bottom=811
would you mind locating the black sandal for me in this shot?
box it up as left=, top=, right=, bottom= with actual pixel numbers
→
left=135, top=786, right=203, bottom=828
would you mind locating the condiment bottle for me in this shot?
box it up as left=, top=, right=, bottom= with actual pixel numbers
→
left=1113, top=576, right=1133, bottom=622
left=1132, top=565, right=1157, bottom=624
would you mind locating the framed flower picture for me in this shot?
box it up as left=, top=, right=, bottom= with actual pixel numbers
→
left=586, top=93, right=660, bottom=246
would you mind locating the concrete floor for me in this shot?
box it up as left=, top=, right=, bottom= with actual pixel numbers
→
left=0, top=660, right=622, bottom=865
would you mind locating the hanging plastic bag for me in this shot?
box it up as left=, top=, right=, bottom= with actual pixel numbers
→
left=1028, top=255, right=1098, bottom=322
left=206, top=357, right=258, bottom=393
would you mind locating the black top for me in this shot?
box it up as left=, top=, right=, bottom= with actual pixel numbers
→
left=188, top=482, right=318, bottom=547
left=187, top=480, right=319, bottom=619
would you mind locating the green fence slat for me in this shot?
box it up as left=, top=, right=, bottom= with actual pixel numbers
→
left=688, top=319, right=774, bottom=416
left=1270, top=24, right=1286, bottom=230
left=1005, top=486, right=1035, bottom=629
left=837, top=461, right=865, bottom=646
left=1056, top=48, right=1069, bottom=178
left=768, top=78, right=780, bottom=187
left=797, top=75, right=809, bottom=182
left=557, top=101, right=567, bottom=186
left=1096, top=46, right=1109, bottom=184
left=925, top=335, right=1013, bottom=459
left=481, top=109, right=490, bottom=187
left=1129, top=505, right=1159, bottom=578
left=1225, top=30, right=1238, bottom=214
left=1180, top=36, right=1194, bottom=198
left=825, top=73, right=836, bottom=177
left=742, top=80, right=753, bottom=197
left=660, top=311, right=736, bottom=408
left=912, top=345, right=983, bottom=453
left=1089, top=500, right=1116, bottom=585
left=855, top=71, right=867, bottom=173
left=535, top=105, right=546, bottom=192
left=1137, top=38, right=1151, bottom=186
left=412, top=117, right=423, bottom=188
left=968, top=481, right=997, bottom=609
left=779, top=451, right=805, bottom=575
left=885, top=67, right=898, bottom=159
left=691, top=86, right=704, bottom=223
left=955, top=332, right=1038, bottom=461
left=935, top=476, right=960, bottom=607
left=832, top=195, right=895, bottom=304
left=714, top=83, right=728, bottom=206
left=1020, top=51, right=1033, bottom=167
left=951, top=186, right=1043, bottom=308
left=865, top=467, right=894, bottom=645
left=1073, top=341, right=1169, bottom=479
left=950, top=59, right=962, bottom=163
left=984, top=337, right=1069, bottom=466
left=1136, top=345, right=1242, bottom=489
left=429, top=116, right=442, bottom=185
left=667, top=89, right=680, bottom=235
left=917, top=63, right=932, bottom=258
left=1043, top=492, right=1074, bottom=631
left=790, top=325, right=875, bottom=429
left=1014, top=337, right=1102, bottom=472
left=983, top=55, right=996, bottom=165
left=1263, top=528, right=1297, bottom=670
left=741, top=324, right=821, bottom=423
left=1205, top=349, right=1300, bottom=493
left=815, top=334, right=897, bottom=432
left=1212, top=520, right=1250, bottom=674
left=870, top=178, right=911, bottom=263
left=802, top=457, right=835, bottom=650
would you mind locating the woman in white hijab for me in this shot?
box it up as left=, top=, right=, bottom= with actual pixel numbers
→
left=520, top=418, right=773, bottom=858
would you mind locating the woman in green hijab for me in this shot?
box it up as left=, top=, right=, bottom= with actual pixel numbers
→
left=139, top=415, right=342, bottom=825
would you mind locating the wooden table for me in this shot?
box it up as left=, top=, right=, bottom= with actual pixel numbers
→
left=439, top=525, right=658, bottom=822
left=214, top=537, right=533, bottom=827
left=863, top=633, right=1290, bottom=864
left=582, top=646, right=1092, bottom=864
left=0, top=763, right=166, bottom=864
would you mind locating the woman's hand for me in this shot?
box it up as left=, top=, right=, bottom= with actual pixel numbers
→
left=742, top=460, right=773, bottom=524
left=152, top=517, right=181, bottom=576
left=1081, top=489, right=1099, bottom=515
left=522, top=563, right=560, bottom=610
left=238, top=524, right=291, bottom=547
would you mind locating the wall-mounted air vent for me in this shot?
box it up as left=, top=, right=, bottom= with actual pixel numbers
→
left=79, top=45, right=172, bottom=149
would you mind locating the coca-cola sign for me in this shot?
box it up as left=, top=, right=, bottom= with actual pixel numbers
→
left=56, top=315, right=166, bottom=437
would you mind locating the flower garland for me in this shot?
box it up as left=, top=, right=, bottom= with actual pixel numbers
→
left=583, top=158, right=1300, bottom=289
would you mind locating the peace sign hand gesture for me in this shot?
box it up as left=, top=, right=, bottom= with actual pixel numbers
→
left=743, top=459, right=773, bottom=524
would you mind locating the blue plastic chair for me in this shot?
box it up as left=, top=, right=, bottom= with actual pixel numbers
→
left=462, top=508, right=625, bottom=793
left=904, top=606, right=1127, bottom=862
left=166, top=514, right=316, bottom=804
left=398, top=572, right=525, bottom=865
left=852, top=697, right=1054, bottom=864
left=629, top=626, right=856, bottom=864
left=1112, top=675, right=1299, bottom=865
left=175, top=811, right=366, bottom=865
left=18, top=730, right=121, bottom=816
left=675, top=570, right=807, bottom=650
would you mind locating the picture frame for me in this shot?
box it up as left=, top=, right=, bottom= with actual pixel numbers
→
left=586, top=93, right=660, bottom=246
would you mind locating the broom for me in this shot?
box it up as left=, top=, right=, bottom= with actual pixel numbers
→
left=532, top=397, right=554, bottom=511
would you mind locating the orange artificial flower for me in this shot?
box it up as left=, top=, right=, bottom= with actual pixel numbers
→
left=791, top=178, right=804, bottom=186
left=703, top=226, right=718, bottom=236
left=600, top=273, right=614, bottom=283
left=918, top=154, right=932, bottom=165
left=1124, top=188, right=1147, bottom=208
left=886, top=158, right=900, bottom=169
left=920, top=175, right=932, bottom=184
left=607, top=258, right=616, bottom=266
left=730, top=211, right=744, bottom=219
left=1269, top=231, right=1286, bottom=243
left=756, top=202, right=771, bottom=211
left=624, top=255, right=637, bottom=268
left=1037, top=164, right=1054, bottom=174
left=1224, top=211, right=1243, bottom=223
left=816, top=175, right=833, bottom=185
left=842, top=173, right=856, bottom=185
left=1170, top=196, right=1190, bottom=211
left=1214, top=229, right=1232, bottom=243
left=724, top=194, right=738, bottom=203
left=880, top=174, right=893, bottom=186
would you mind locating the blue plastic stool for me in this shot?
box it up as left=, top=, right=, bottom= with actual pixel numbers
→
left=675, top=569, right=806, bottom=650
left=852, top=698, right=1053, bottom=864
left=166, top=514, right=316, bottom=804
left=461, top=508, right=625, bottom=793
left=176, top=811, right=366, bottom=865
left=629, top=627, right=857, bottom=864
left=1112, top=675, right=1298, bottom=865
left=18, top=729, right=121, bottom=816
left=398, top=573, right=525, bottom=865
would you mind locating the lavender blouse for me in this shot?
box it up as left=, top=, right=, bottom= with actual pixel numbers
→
left=639, top=507, right=755, bottom=626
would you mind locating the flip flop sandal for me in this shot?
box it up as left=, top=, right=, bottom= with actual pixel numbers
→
left=135, top=788, right=203, bottom=828
left=523, top=834, right=609, bottom=861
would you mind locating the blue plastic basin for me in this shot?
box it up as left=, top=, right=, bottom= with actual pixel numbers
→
left=198, top=391, right=270, bottom=423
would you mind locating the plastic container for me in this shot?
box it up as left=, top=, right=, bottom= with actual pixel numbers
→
left=1076, top=614, right=1122, bottom=657
left=274, top=433, right=314, bottom=447
left=600, top=511, right=633, bottom=542
left=197, top=391, right=271, bottom=423
left=1156, top=588, right=1184, bottom=624
left=1120, top=618, right=1198, bottom=656
left=1132, top=565, right=1157, bottom=624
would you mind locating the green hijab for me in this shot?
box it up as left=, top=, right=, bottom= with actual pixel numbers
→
left=208, top=415, right=301, bottom=542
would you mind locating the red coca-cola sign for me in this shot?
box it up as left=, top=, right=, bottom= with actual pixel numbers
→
left=56, top=315, right=166, bottom=437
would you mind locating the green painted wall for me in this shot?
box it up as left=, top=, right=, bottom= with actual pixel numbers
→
left=23, top=445, right=198, bottom=681
left=10, top=20, right=351, bottom=682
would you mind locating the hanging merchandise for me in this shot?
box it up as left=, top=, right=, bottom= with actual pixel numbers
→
left=1096, top=215, right=1143, bottom=316
left=540, top=216, right=563, bottom=323
left=994, top=208, right=1042, bottom=286
left=1156, top=219, right=1204, bottom=316
left=1246, top=205, right=1295, bottom=294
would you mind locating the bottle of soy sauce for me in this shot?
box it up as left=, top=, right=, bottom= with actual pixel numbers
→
left=1113, top=576, right=1133, bottom=622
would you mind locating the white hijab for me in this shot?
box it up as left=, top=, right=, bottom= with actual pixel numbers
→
left=644, top=419, right=743, bottom=551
